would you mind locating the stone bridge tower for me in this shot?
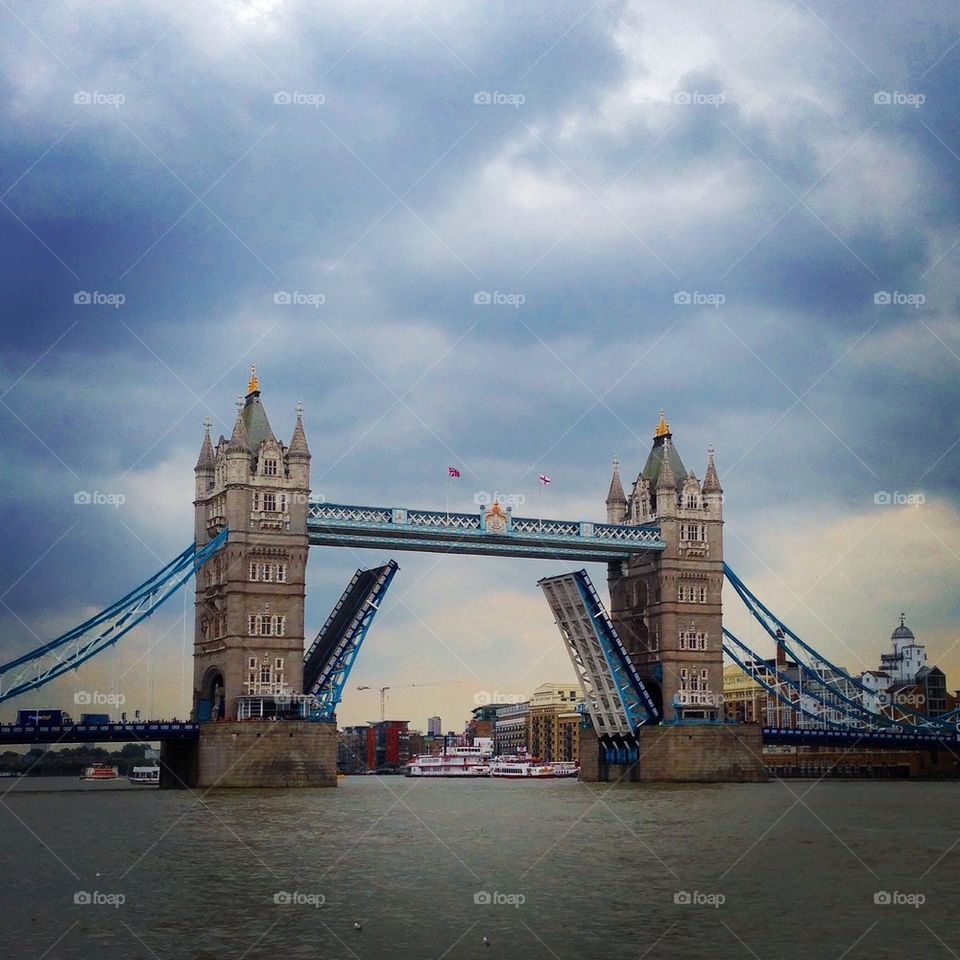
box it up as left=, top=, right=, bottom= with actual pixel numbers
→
left=162, top=366, right=335, bottom=789
left=192, top=365, right=311, bottom=723
left=605, top=411, right=725, bottom=724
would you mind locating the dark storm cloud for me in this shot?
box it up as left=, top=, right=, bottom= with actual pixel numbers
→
left=1, top=1, right=959, bottom=705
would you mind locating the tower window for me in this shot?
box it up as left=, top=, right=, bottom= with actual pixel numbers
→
left=263, top=492, right=277, bottom=512
left=249, top=561, right=259, bottom=581
left=263, top=458, right=278, bottom=477
left=247, top=614, right=286, bottom=637
left=679, top=630, right=708, bottom=651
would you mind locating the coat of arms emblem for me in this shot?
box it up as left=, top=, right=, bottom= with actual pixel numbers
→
left=485, top=499, right=509, bottom=534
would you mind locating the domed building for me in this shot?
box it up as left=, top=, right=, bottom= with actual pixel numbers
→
left=879, top=614, right=926, bottom=683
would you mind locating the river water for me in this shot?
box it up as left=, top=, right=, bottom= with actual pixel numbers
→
left=2, top=776, right=959, bottom=959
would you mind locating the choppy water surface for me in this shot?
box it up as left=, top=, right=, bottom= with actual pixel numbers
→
left=2, top=776, right=959, bottom=959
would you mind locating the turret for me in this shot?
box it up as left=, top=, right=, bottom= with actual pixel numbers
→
left=195, top=417, right=215, bottom=498
left=287, top=401, right=311, bottom=488
left=225, top=397, right=251, bottom=484
left=606, top=455, right=627, bottom=523
left=702, top=446, right=723, bottom=517
left=655, top=438, right=677, bottom=518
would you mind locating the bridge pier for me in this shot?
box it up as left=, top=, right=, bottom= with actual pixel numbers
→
left=160, top=721, right=337, bottom=789
left=579, top=726, right=767, bottom=783
left=159, top=738, right=199, bottom=789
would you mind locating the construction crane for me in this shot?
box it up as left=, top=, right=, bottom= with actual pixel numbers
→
left=356, top=680, right=461, bottom=723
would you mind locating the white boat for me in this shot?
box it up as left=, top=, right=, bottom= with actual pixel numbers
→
left=81, top=763, right=119, bottom=781
left=489, top=758, right=580, bottom=779
left=128, top=765, right=160, bottom=785
left=405, top=740, right=493, bottom=778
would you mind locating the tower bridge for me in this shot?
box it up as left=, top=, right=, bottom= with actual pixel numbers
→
left=3, top=369, right=957, bottom=786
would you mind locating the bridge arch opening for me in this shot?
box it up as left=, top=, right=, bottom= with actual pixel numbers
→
left=198, top=667, right=225, bottom=722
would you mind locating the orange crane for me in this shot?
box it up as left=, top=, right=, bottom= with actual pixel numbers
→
left=356, top=680, right=462, bottom=723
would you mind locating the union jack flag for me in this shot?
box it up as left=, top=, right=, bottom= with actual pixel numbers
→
left=448, top=466, right=461, bottom=478
left=539, top=474, right=551, bottom=485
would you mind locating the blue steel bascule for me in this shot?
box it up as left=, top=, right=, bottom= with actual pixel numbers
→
left=0, top=376, right=957, bottom=782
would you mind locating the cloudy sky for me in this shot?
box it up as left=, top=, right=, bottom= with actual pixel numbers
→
left=1, top=0, right=959, bottom=729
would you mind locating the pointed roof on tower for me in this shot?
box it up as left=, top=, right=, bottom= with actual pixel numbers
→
left=241, top=363, right=277, bottom=455
left=195, top=417, right=215, bottom=470
left=702, top=446, right=723, bottom=494
left=288, top=401, right=311, bottom=460
left=226, top=397, right=250, bottom=454
left=606, top=455, right=626, bottom=506
left=656, top=438, right=677, bottom=491
left=641, top=409, right=686, bottom=490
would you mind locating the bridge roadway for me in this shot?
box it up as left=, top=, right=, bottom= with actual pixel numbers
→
left=307, top=502, right=664, bottom=561
left=0, top=721, right=198, bottom=745
left=3, top=720, right=957, bottom=752
left=761, top=726, right=960, bottom=749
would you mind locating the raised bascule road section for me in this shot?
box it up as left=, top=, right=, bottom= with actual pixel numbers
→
left=2, top=373, right=956, bottom=786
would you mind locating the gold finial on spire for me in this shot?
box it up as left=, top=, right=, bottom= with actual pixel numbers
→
left=247, top=362, right=259, bottom=395
left=655, top=409, right=670, bottom=438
